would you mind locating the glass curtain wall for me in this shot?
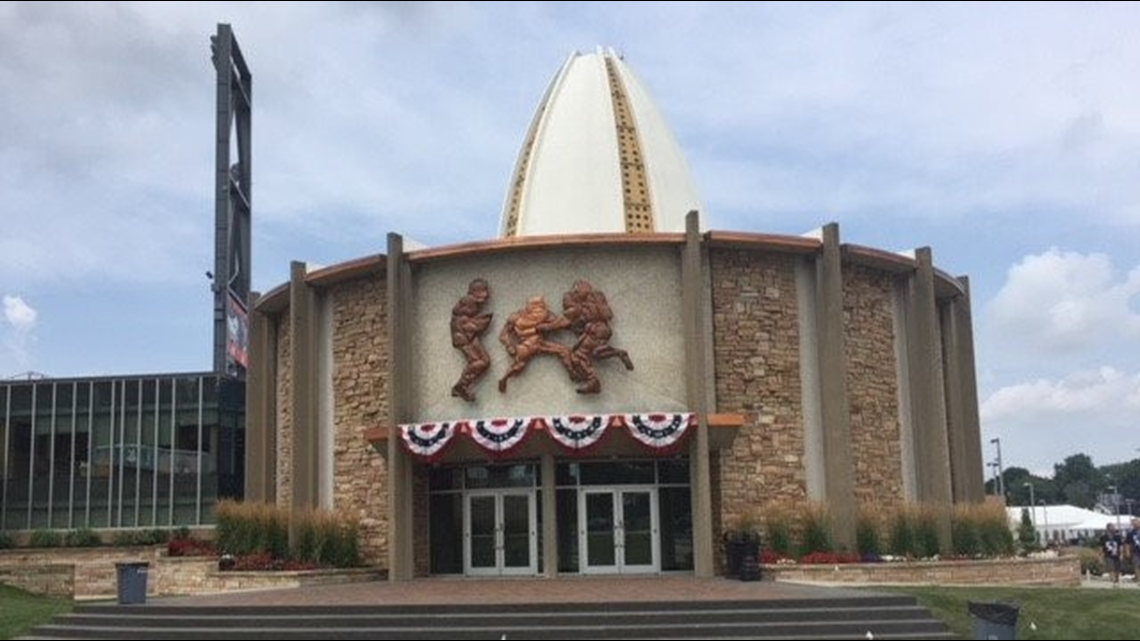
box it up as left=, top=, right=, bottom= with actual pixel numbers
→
left=0, top=374, right=244, bottom=531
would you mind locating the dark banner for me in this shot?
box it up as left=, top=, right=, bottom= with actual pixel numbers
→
left=226, top=291, right=249, bottom=374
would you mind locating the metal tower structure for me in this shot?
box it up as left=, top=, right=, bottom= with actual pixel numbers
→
left=210, top=23, right=252, bottom=379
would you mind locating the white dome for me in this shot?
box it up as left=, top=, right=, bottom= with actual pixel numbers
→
left=499, top=48, right=703, bottom=237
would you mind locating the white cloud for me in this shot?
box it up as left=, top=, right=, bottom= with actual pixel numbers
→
left=2, top=294, right=38, bottom=372
left=981, top=367, right=1140, bottom=469
left=986, top=248, right=1140, bottom=353
left=3, top=295, right=37, bottom=333
left=982, top=367, right=1140, bottom=422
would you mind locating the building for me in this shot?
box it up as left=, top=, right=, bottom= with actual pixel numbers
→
left=0, top=25, right=250, bottom=537
left=247, top=47, right=985, bottom=579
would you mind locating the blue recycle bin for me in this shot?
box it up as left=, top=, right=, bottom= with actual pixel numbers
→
left=968, top=601, right=1019, bottom=640
left=115, top=561, right=150, bottom=605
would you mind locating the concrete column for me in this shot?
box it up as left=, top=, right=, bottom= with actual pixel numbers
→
left=289, top=262, right=319, bottom=549
left=941, top=298, right=971, bottom=503
left=815, top=223, right=856, bottom=550
left=906, top=248, right=953, bottom=548
left=682, top=210, right=714, bottom=578
left=387, top=234, right=415, bottom=581
left=244, top=297, right=276, bottom=503
left=541, top=452, right=558, bottom=578
left=954, top=277, right=985, bottom=502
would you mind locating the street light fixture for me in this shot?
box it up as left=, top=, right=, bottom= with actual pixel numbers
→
left=1107, top=485, right=1121, bottom=527
left=990, top=438, right=1004, bottom=498
left=1023, top=481, right=1036, bottom=527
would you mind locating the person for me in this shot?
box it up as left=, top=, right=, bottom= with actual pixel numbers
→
left=560, top=280, right=634, bottom=394
left=497, top=296, right=574, bottom=393
left=1101, top=522, right=1123, bottom=586
left=1128, top=517, right=1140, bottom=582
left=450, top=279, right=493, bottom=402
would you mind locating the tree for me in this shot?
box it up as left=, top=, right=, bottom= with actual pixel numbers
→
left=1053, top=454, right=1103, bottom=508
left=1017, top=507, right=1037, bottom=549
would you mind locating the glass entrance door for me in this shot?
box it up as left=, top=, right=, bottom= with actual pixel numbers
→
left=464, top=491, right=536, bottom=576
left=579, top=488, right=658, bottom=574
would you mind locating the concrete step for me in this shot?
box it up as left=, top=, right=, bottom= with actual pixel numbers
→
left=29, top=596, right=955, bottom=640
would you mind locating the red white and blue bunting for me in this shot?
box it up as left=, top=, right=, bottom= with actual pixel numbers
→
left=468, top=417, right=534, bottom=454
left=545, top=415, right=614, bottom=452
left=396, top=412, right=696, bottom=460
left=623, top=413, right=694, bottom=452
left=399, top=421, right=460, bottom=461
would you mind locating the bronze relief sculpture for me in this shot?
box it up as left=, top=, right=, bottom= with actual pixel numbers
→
left=497, top=295, right=575, bottom=393
left=450, top=278, right=493, bottom=402
left=561, top=280, right=634, bottom=394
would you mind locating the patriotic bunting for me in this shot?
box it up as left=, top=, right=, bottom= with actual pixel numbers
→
left=396, top=412, right=697, bottom=460
left=469, top=417, right=534, bottom=454
left=399, top=421, right=459, bottom=461
left=623, top=413, right=693, bottom=451
left=546, top=415, right=614, bottom=452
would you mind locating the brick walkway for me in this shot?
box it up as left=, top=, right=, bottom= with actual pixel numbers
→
left=155, top=576, right=876, bottom=607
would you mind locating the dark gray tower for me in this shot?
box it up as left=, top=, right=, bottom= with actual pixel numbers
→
left=210, top=23, right=252, bottom=379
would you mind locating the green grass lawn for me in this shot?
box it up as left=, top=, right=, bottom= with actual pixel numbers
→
left=888, top=586, right=1140, bottom=640
left=0, top=585, right=72, bottom=640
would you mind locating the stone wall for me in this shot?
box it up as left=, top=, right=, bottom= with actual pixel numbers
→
left=764, top=555, right=1080, bottom=587
left=711, top=249, right=805, bottom=529
left=842, top=265, right=904, bottom=504
left=0, top=563, right=73, bottom=597
left=330, top=276, right=389, bottom=567
left=275, top=314, right=293, bottom=509
left=0, top=547, right=382, bottom=599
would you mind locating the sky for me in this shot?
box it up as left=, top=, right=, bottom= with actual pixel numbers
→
left=1, top=2, right=1138, bottom=477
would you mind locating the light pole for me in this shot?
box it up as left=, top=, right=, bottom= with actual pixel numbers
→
left=1107, top=485, right=1121, bottom=527
left=1039, top=499, right=1049, bottom=545
left=990, top=438, right=1004, bottom=498
left=1023, top=481, right=1036, bottom=529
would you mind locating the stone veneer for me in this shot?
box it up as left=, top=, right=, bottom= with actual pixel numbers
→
left=274, top=315, right=293, bottom=509
left=842, top=265, right=904, bottom=504
left=764, top=555, right=1080, bottom=587
left=330, top=277, right=389, bottom=567
left=0, top=547, right=381, bottom=599
left=711, top=249, right=805, bottom=529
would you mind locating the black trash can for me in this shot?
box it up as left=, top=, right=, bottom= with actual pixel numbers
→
left=724, top=532, right=761, bottom=581
left=968, top=601, right=1019, bottom=640
left=115, top=561, right=150, bottom=605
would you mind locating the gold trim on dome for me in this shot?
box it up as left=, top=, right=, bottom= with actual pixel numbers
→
left=605, top=56, right=655, bottom=233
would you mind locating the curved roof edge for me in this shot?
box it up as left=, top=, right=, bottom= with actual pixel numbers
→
left=254, top=233, right=967, bottom=315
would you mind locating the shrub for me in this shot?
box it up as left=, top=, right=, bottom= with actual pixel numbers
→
left=29, top=529, right=62, bottom=548
left=856, top=506, right=883, bottom=556
left=951, top=506, right=981, bottom=556
left=913, top=505, right=943, bottom=558
left=797, top=503, right=833, bottom=557
left=975, top=502, right=1015, bottom=557
left=0, top=531, right=14, bottom=549
left=216, top=499, right=288, bottom=558
left=112, top=530, right=142, bottom=547
left=763, top=506, right=795, bottom=559
left=174, top=525, right=192, bottom=541
left=291, top=510, right=360, bottom=568
left=888, top=508, right=917, bottom=558
left=64, top=528, right=101, bottom=547
left=167, top=538, right=215, bottom=557
left=1074, top=546, right=1104, bottom=576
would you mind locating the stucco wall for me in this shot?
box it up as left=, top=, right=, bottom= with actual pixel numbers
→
left=843, top=265, right=905, bottom=504
left=408, top=245, right=686, bottom=421
left=711, top=249, right=806, bottom=526
left=329, top=276, right=389, bottom=566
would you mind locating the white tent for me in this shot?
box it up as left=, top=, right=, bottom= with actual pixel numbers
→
left=1007, top=504, right=1120, bottom=544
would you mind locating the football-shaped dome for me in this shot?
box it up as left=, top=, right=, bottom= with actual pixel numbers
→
left=499, top=48, right=703, bottom=237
